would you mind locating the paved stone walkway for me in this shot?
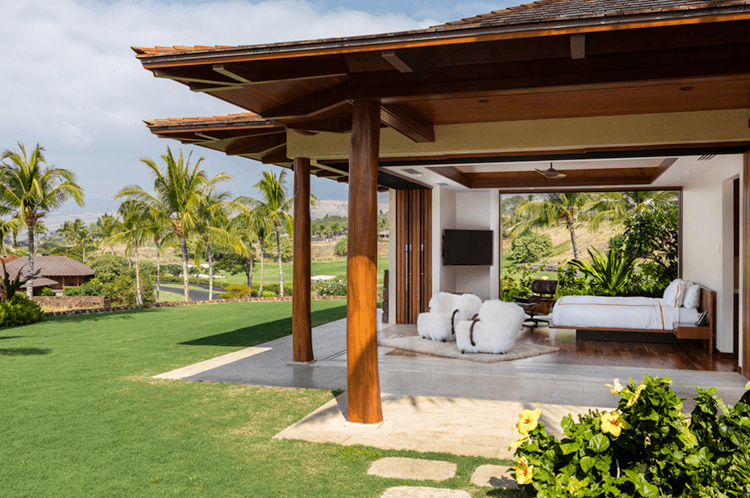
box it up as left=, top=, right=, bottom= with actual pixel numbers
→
left=368, top=457, right=456, bottom=481
left=380, top=487, right=470, bottom=498
left=471, top=464, right=517, bottom=489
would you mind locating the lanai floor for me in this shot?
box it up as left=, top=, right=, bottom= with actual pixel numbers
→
left=156, top=312, right=748, bottom=459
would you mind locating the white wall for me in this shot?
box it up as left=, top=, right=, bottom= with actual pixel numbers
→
left=683, top=155, right=743, bottom=354
left=431, top=189, right=500, bottom=301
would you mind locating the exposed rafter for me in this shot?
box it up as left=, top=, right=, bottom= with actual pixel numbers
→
left=225, top=132, right=286, bottom=155
left=380, top=104, right=434, bottom=143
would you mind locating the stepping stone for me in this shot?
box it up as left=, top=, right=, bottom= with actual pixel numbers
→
left=368, top=457, right=457, bottom=481
left=470, top=464, right=518, bottom=489
left=380, top=486, right=471, bottom=498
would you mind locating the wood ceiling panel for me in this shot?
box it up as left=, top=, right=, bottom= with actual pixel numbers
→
left=406, top=77, right=750, bottom=125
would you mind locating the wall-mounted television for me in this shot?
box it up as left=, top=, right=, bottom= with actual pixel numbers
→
left=442, top=229, right=493, bottom=266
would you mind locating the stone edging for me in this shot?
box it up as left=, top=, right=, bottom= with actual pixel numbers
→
left=45, top=295, right=347, bottom=317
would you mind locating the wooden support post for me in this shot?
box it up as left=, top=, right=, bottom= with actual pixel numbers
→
left=293, top=157, right=313, bottom=363
left=742, top=152, right=750, bottom=378
left=346, top=99, right=383, bottom=423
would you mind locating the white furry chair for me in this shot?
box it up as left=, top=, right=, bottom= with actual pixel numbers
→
left=417, top=293, right=483, bottom=342
left=455, top=300, right=525, bottom=354
left=417, top=292, right=458, bottom=341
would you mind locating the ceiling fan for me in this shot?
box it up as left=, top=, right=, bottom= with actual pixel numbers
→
left=535, top=162, right=566, bottom=179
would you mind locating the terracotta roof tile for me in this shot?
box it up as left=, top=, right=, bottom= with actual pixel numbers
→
left=132, top=0, right=750, bottom=59
left=144, top=112, right=268, bottom=127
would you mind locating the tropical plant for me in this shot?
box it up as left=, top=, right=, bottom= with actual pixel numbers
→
left=240, top=171, right=294, bottom=297
left=0, top=260, right=25, bottom=302
left=91, top=213, right=122, bottom=254
left=586, top=190, right=679, bottom=231
left=0, top=217, right=21, bottom=254
left=103, top=201, right=149, bottom=305
left=58, top=218, right=91, bottom=262
left=115, top=147, right=232, bottom=301
left=568, top=247, right=636, bottom=295
left=334, top=237, right=347, bottom=257
left=510, top=230, right=552, bottom=263
left=620, top=203, right=679, bottom=286
left=0, top=143, right=85, bottom=297
left=511, top=192, right=591, bottom=260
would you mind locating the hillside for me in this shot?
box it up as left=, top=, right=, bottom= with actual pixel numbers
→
left=504, top=223, right=624, bottom=265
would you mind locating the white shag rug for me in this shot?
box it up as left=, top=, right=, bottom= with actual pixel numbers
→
left=379, top=336, right=559, bottom=363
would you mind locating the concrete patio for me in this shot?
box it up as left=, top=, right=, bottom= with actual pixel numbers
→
left=155, top=312, right=749, bottom=459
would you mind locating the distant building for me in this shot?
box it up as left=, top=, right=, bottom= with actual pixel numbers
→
left=3, top=256, right=95, bottom=290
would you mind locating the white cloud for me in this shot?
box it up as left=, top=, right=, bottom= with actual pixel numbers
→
left=0, top=0, right=431, bottom=207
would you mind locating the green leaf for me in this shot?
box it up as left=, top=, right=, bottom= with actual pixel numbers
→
left=580, top=456, right=595, bottom=473
left=561, top=441, right=581, bottom=455
left=588, top=433, right=610, bottom=453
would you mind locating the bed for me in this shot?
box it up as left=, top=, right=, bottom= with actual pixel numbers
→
left=549, top=284, right=716, bottom=350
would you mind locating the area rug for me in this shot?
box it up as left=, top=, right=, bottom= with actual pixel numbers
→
left=379, top=336, right=558, bottom=363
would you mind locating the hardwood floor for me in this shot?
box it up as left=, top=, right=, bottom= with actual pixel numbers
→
left=515, top=326, right=740, bottom=372
left=380, top=323, right=740, bottom=373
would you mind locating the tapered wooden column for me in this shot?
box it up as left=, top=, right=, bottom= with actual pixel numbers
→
left=742, top=152, right=750, bottom=378
left=293, top=157, right=313, bottom=362
left=346, top=99, right=383, bottom=423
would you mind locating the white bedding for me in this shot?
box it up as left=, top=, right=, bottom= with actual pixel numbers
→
left=552, top=295, right=701, bottom=331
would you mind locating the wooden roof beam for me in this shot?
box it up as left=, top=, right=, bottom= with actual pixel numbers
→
left=382, top=50, right=413, bottom=73
left=225, top=132, right=286, bottom=155
left=287, top=116, right=353, bottom=133
left=212, top=64, right=251, bottom=83
left=380, top=104, right=434, bottom=143
left=427, top=166, right=471, bottom=188
left=261, top=144, right=290, bottom=164
left=262, top=82, right=348, bottom=119
left=570, top=34, right=586, bottom=59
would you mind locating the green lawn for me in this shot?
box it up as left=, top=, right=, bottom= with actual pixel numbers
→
left=218, top=257, right=390, bottom=286
left=2, top=301, right=513, bottom=497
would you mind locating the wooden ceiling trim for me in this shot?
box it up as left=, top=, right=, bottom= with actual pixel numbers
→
left=139, top=11, right=750, bottom=69
left=225, top=132, right=286, bottom=155
left=152, top=68, right=238, bottom=87
left=497, top=185, right=684, bottom=194
left=260, top=144, right=290, bottom=164
left=190, top=128, right=284, bottom=141
left=427, top=166, right=471, bottom=188
left=466, top=167, right=662, bottom=189
left=188, top=82, right=245, bottom=93
left=286, top=116, right=353, bottom=133
left=381, top=50, right=413, bottom=73
left=650, top=158, right=679, bottom=182
left=380, top=104, right=435, bottom=143
left=212, top=64, right=252, bottom=83
left=211, top=58, right=349, bottom=85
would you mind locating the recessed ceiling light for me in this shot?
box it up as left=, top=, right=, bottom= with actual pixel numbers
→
left=679, top=86, right=694, bottom=91
left=478, top=99, right=490, bottom=104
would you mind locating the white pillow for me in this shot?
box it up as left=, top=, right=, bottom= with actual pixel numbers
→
left=682, top=282, right=701, bottom=309
left=663, top=279, right=685, bottom=308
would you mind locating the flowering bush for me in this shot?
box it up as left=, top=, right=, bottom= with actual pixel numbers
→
left=510, top=375, right=750, bottom=497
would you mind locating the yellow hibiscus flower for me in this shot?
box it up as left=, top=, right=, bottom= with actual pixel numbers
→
left=509, top=435, right=530, bottom=449
left=601, top=410, right=629, bottom=437
left=606, top=378, right=623, bottom=396
left=517, top=406, right=543, bottom=435
left=515, top=457, right=534, bottom=485
left=625, top=383, right=646, bottom=408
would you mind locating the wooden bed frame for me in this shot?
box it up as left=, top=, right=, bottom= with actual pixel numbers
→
left=549, top=287, right=717, bottom=353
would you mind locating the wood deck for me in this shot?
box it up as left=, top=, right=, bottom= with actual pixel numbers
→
left=379, top=323, right=739, bottom=373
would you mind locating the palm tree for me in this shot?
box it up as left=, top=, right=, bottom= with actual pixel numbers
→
left=0, top=143, right=85, bottom=298
left=92, top=213, right=122, bottom=254
left=194, top=191, right=247, bottom=300
left=585, top=190, right=679, bottom=231
left=103, top=201, right=149, bottom=305
left=240, top=171, right=294, bottom=297
left=59, top=218, right=90, bottom=262
left=115, top=147, right=232, bottom=301
left=511, top=192, right=592, bottom=260
left=0, top=217, right=21, bottom=255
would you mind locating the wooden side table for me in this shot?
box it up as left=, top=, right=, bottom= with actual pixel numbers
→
left=673, top=322, right=713, bottom=354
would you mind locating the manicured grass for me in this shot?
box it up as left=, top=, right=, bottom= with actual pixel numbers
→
left=2, top=301, right=513, bottom=497
left=219, top=257, right=390, bottom=286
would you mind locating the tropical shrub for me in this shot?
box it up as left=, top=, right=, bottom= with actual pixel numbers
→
left=0, top=260, right=24, bottom=302
left=316, top=279, right=347, bottom=297
left=0, top=295, right=45, bottom=327
left=510, top=231, right=553, bottom=264
left=38, top=287, right=55, bottom=296
left=568, top=247, right=636, bottom=295
left=555, top=265, right=592, bottom=297
left=621, top=203, right=678, bottom=288
left=334, top=237, right=348, bottom=257
left=260, top=290, right=276, bottom=298
left=220, top=284, right=252, bottom=299
left=501, top=264, right=536, bottom=301
left=510, top=375, right=750, bottom=497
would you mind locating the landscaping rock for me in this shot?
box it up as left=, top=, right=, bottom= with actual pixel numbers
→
left=368, top=457, right=456, bottom=481
left=470, top=464, right=518, bottom=488
left=380, top=487, right=470, bottom=498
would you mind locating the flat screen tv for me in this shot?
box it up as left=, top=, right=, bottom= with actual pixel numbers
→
left=442, top=229, right=493, bottom=266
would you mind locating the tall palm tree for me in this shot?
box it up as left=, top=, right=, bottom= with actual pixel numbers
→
left=103, top=201, right=149, bottom=305
left=585, top=190, right=679, bottom=231
left=511, top=192, right=592, bottom=260
left=92, top=213, right=122, bottom=255
left=0, top=217, right=21, bottom=255
left=194, top=191, right=246, bottom=300
left=115, top=147, right=232, bottom=301
left=0, top=143, right=85, bottom=298
left=240, top=171, right=294, bottom=297
left=59, top=218, right=90, bottom=262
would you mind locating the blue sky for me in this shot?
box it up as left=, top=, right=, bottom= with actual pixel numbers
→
left=0, top=0, right=515, bottom=226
